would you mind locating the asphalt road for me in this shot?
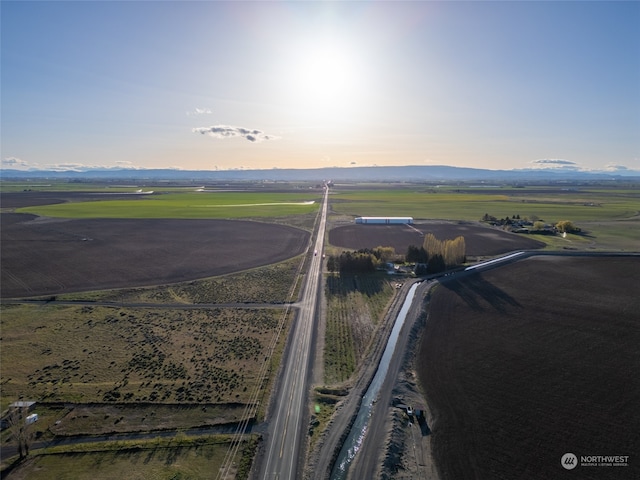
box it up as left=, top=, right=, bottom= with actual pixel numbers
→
left=259, top=187, right=328, bottom=480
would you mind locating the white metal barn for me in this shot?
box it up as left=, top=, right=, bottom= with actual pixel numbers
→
left=355, top=217, right=414, bottom=225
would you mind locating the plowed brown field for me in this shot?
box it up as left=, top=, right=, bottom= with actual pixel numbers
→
left=1, top=213, right=309, bottom=298
left=418, top=256, right=640, bottom=479
left=329, top=222, right=545, bottom=256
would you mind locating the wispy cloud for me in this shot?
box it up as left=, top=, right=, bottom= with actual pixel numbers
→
left=187, top=107, right=212, bottom=116
left=530, top=158, right=582, bottom=170
left=2, top=156, right=30, bottom=168
left=47, top=163, right=87, bottom=172
left=193, top=125, right=280, bottom=143
left=532, top=158, right=577, bottom=166
left=604, top=163, right=629, bottom=171
left=528, top=159, right=640, bottom=174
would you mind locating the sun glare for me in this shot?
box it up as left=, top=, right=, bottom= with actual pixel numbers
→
left=297, top=44, right=356, bottom=102
left=282, top=35, right=366, bottom=123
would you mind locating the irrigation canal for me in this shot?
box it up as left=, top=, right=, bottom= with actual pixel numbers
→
left=330, top=282, right=420, bottom=480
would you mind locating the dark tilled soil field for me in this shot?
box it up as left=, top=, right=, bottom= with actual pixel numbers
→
left=418, top=256, right=640, bottom=480
left=1, top=213, right=310, bottom=298
left=329, top=222, right=545, bottom=256
left=0, top=191, right=156, bottom=208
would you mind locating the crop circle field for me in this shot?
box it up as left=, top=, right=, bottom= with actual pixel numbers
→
left=1, top=214, right=310, bottom=298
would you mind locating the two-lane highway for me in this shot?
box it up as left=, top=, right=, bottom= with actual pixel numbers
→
left=260, top=186, right=328, bottom=480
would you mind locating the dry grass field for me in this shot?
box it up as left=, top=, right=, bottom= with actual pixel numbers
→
left=3, top=434, right=257, bottom=480
left=417, top=256, right=640, bottom=480
left=1, top=303, right=291, bottom=407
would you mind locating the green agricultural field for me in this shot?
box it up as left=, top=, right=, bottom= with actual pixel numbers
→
left=17, top=191, right=321, bottom=218
left=330, top=187, right=639, bottom=223
left=329, top=185, right=640, bottom=250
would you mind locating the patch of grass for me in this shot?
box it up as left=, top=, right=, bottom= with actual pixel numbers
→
left=510, top=219, right=640, bottom=251
left=259, top=211, right=319, bottom=232
left=530, top=232, right=595, bottom=250
left=55, top=255, right=306, bottom=304
left=18, top=192, right=320, bottom=219
left=323, top=273, right=395, bottom=384
left=578, top=218, right=640, bottom=251
left=308, top=388, right=346, bottom=451
left=50, top=404, right=248, bottom=436
left=2, top=434, right=257, bottom=480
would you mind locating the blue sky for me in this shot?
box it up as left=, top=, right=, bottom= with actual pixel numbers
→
left=2, top=1, right=639, bottom=172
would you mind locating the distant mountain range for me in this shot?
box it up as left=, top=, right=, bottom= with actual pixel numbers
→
left=2, top=165, right=639, bottom=182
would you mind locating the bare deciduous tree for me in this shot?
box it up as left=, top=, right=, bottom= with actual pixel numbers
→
left=7, top=404, right=35, bottom=460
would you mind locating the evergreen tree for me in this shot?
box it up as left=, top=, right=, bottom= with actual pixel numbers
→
left=427, top=254, right=445, bottom=273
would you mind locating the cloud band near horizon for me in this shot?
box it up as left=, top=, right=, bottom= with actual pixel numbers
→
left=193, top=125, right=280, bottom=142
left=532, top=159, right=576, bottom=166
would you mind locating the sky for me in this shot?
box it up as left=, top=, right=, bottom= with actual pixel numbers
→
left=2, top=1, right=639, bottom=173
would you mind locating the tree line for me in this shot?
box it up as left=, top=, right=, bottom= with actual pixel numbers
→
left=327, top=234, right=466, bottom=276
left=326, top=247, right=395, bottom=275
left=482, top=213, right=580, bottom=233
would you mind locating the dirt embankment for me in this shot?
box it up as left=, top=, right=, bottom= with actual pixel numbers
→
left=348, top=280, right=439, bottom=480
left=373, top=292, right=440, bottom=480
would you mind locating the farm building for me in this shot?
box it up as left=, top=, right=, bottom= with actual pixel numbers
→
left=9, top=401, right=36, bottom=412
left=355, top=216, right=413, bottom=225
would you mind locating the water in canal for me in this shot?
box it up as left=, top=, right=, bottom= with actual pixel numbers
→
left=330, top=282, right=420, bottom=479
